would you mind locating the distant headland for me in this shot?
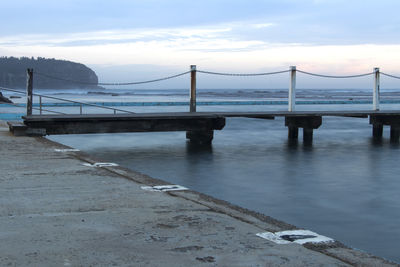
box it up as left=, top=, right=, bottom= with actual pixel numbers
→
left=0, top=57, right=101, bottom=89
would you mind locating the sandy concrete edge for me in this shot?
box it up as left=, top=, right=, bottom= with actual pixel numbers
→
left=13, top=128, right=399, bottom=266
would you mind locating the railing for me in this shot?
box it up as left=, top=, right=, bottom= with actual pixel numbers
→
left=1, top=65, right=400, bottom=116
left=196, top=66, right=400, bottom=112
left=0, top=87, right=135, bottom=115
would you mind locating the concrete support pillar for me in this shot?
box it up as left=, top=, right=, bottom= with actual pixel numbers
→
left=285, top=116, right=322, bottom=144
left=390, top=125, right=400, bottom=142
left=372, top=123, right=383, bottom=139
left=370, top=115, right=400, bottom=142
left=288, top=126, right=298, bottom=139
left=186, top=130, right=214, bottom=145
left=303, top=128, right=314, bottom=144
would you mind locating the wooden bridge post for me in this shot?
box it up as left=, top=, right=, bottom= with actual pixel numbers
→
left=187, top=64, right=215, bottom=144
left=373, top=67, right=380, bottom=111
left=190, top=65, right=197, bottom=112
left=26, top=68, right=33, bottom=116
left=288, top=66, right=296, bottom=112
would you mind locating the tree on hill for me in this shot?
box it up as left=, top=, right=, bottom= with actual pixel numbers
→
left=0, top=57, right=100, bottom=89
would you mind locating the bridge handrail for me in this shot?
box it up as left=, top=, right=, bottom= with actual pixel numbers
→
left=381, top=72, right=400, bottom=80
left=24, top=68, right=400, bottom=84
left=3, top=66, right=400, bottom=116
left=0, top=87, right=135, bottom=114
left=3, top=101, right=66, bottom=115
left=34, top=71, right=191, bottom=86
left=297, top=69, right=374, bottom=78
left=197, top=69, right=290, bottom=76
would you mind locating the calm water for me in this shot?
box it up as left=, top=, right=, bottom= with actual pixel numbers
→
left=2, top=88, right=399, bottom=263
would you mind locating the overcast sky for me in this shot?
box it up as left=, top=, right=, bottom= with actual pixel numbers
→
left=1, top=0, right=400, bottom=88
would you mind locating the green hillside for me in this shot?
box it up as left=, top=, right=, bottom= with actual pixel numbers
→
left=0, top=57, right=100, bottom=89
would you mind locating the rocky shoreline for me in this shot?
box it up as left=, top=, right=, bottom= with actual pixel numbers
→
left=0, top=92, right=12, bottom=103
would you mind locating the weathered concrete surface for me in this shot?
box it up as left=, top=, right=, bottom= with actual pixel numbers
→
left=0, top=120, right=397, bottom=266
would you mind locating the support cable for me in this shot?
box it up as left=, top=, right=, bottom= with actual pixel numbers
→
left=34, top=71, right=191, bottom=86
left=381, top=72, right=400, bottom=80
left=297, top=70, right=374, bottom=78
left=197, top=70, right=290, bottom=76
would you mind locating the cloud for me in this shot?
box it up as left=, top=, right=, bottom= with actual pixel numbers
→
left=251, top=23, right=275, bottom=29
left=1, top=19, right=400, bottom=89
left=1, top=1, right=400, bottom=88
left=0, top=25, right=234, bottom=47
left=0, top=21, right=277, bottom=56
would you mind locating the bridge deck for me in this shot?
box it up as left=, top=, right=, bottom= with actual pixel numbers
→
left=22, top=110, right=400, bottom=121
left=21, top=112, right=228, bottom=136
left=13, top=110, right=400, bottom=143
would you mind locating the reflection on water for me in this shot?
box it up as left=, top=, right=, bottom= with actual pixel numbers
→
left=186, top=142, right=213, bottom=154
left=49, top=115, right=400, bottom=263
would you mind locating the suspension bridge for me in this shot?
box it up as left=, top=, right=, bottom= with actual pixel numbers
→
left=2, top=65, right=400, bottom=144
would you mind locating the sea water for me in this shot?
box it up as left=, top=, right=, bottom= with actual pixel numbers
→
left=1, top=88, right=400, bottom=263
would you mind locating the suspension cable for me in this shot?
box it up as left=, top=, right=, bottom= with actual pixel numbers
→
left=34, top=71, right=191, bottom=86
left=381, top=72, right=400, bottom=80
left=197, top=69, right=290, bottom=76
left=297, top=69, right=374, bottom=78
left=32, top=68, right=381, bottom=82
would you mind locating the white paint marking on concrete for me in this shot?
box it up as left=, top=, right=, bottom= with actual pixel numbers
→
left=257, top=229, right=334, bottom=245
left=83, top=162, right=119, bottom=168
left=141, top=185, right=189, bottom=192
left=256, top=232, right=291, bottom=244
left=55, top=148, right=80, bottom=152
left=278, top=230, right=334, bottom=244
left=63, top=259, right=72, bottom=266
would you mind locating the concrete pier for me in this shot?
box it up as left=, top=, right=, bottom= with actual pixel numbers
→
left=186, top=130, right=214, bottom=144
left=370, top=115, right=400, bottom=142
left=0, top=120, right=396, bottom=266
left=285, top=116, right=322, bottom=144
left=17, top=110, right=400, bottom=145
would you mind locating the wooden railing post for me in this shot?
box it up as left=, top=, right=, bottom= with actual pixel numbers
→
left=288, top=66, right=296, bottom=111
left=190, top=65, right=197, bottom=112
left=373, top=67, right=380, bottom=111
left=39, top=96, right=42, bottom=115
left=26, top=68, right=33, bottom=116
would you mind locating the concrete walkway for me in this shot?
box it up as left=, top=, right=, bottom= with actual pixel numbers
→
left=0, top=121, right=396, bottom=266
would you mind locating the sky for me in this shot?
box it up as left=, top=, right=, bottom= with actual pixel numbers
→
left=1, top=0, right=400, bottom=89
